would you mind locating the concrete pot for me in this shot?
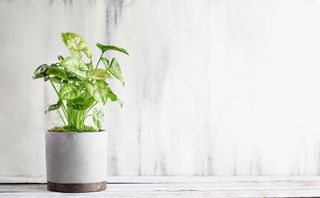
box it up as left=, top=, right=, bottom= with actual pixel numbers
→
left=46, top=131, right=108, bottom=193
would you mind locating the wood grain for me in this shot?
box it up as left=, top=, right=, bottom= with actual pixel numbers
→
left=1, top=177, right=320, bottom=197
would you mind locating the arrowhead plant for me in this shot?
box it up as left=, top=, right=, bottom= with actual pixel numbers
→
left=33, top=32, right=128, bottom=132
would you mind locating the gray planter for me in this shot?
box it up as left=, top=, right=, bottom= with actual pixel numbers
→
left=46, top=131, right=108, bottom=193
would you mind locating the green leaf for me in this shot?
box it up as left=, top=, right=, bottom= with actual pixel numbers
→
left=59, top=84, right=80, bottom=100
left=69, top=93, right=95, bottom=110
left=68, top=76, right=82, bottom=82
left=50, top=76, right=63, bottom=83
left=46, top=67, right=68, bottom=80
left=86, top=62, right=93, bottom=70
left=58, top=55, right=64, bottom=61
left=87, top=69, right=110, bottom=80
left=33, top=64, right=49, bottom=79
left=61, top=32, right=92, bottom=59
left=96, top=43, right=129, bottom=55
left=92, top=108, right=104, bottom=130
left=45, top=100, right=62, bottom=113
left=86, top=81, right=122, bottom=107
left=85, top=81, right=108, bottom=104
left=60, top=56, right=88, bottom=78
left=105, top=85, right=123, bottom=107
left=101, top=58, right=109, bottom=68
left=108, top=58, right=125, bottom=86
left=107, top=88, right=117, bottom=101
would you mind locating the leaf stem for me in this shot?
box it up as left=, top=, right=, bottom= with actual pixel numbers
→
left=57, top=109, right=67, bottom=126
left=86, top=101, right=98, bottom=114
left=84, top=114, right=93, bottom=118
left=49, top=79, right=68, bottom=119
left=95, top=52, right=104, bottom=69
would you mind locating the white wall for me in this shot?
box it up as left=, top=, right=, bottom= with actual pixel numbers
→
left=1, top=0, right=320, bottom=178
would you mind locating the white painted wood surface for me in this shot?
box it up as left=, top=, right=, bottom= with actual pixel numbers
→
left=1, top=177, right=320, bottom=197
left=2, top=0, right=320, bottom=178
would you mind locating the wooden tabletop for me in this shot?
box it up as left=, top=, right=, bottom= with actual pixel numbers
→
left=1, top=176, right=320, bottom=197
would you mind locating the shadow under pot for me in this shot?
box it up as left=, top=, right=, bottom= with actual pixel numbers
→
left=46, top=131, right=108, bottom=193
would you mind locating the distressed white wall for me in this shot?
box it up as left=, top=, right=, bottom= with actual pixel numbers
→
left=1, top=0, right=320, bottom=178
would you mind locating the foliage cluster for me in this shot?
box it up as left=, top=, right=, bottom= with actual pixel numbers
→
left=33, top=32, right=128, bottom=132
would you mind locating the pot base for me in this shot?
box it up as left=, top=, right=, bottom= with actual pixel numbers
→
left=47, top=181, right=107, bottom=193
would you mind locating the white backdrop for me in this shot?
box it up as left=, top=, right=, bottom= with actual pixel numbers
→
left=1, top=0, right=320, bottom=178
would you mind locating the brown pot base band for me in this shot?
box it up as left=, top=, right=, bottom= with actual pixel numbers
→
left=47, top=181, right=107, bottom=193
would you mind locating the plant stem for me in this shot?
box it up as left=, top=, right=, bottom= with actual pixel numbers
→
left=49, top=79, right=68, bottom=118
left=95, top=52, right=104, bottom=69
left=86, top=101, right=98, bottom=114
left=57, top=109, right=67, bottom=126
left=84, top=114, right=93, bottom=118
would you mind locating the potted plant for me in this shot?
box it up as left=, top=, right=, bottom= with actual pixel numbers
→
left=33, top=32, right=128, bottom=193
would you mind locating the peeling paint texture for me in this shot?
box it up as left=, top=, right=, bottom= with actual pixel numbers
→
left=1, top=0, right=320, bottom=177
